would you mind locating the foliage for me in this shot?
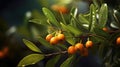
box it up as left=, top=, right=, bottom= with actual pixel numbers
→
left=18, top=0, right=120, bottom=67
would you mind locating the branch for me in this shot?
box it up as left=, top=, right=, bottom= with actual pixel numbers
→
left=44, top=51, right=67, bottom=57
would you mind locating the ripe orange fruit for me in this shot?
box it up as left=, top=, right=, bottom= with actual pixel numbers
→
left=75, top=43, right=84, bottom=51
left=0, top=51, right=4, bottom=58
left=116, top=37, right=120, bottom=45
left=51, top=5, right=68, bottom=14
left=102, top=27, right=108, bottom=32
left=57, top=33, right=65, bottom=41
left=0, top=47, right=9, bottom=59
left=58, top=6, right=68, bottom=14
left=46, top=34, right=53, bottom=42
left=81, top=48, right=88, bottom=57
left=50, top=36, right=59, bottom=45
left=85, top=41, right=93, bottom=48
left=68, top=46, right=76, bottom=54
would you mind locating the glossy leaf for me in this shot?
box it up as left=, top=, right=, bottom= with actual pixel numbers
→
left=69, top=7, right=78, bottom=26
left=113, top=9, right=120, bottom=27
left=67, top=25, right=82, bottom=36
left=29, top=19, right=48, bottom=26
left=23, top=39, right=41, bottom=53
left=60, top=12, right=67, bottom=25
left=42, top=8, right=60, bottom=27
left=70, top=17, right=77, bottom=28
left=38, top=36, right=54, bottom=49
left=98, top=3, right=108, bottom=28
left=18, top=54, right=44, bottom=67
left=89, top=4, right=97, bottom=32
left=79, top=14, right=89, bottom=24
left=64, top=31, right=76, bottom=45
left=46, top=55, right=61, bottom=67
left=60, top=23, right=82, bottom=36
left=110, top=22, right=119, bottom=29
left=70, top=7, right=78, bottom=18
left=61, top=22, right=75, bottom=45
left=60, top=55, right=75, bottom=67
left=70, top=14, right=88, bottom=32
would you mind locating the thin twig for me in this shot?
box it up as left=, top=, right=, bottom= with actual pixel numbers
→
left=44, top=51, right=67, bottom=57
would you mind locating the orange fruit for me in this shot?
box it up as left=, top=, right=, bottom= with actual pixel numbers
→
left=81, top=48, right=88, bottom=57
left=116, top=37, right=120, bottom=45
left=0, top=47, right=9, bottom=59
left=102, top=27, right=108, bottom=32
left=50, top=36, right=59, bottom=45
left=75, top=43, right=84, bottom=51
left=57, top=33, right=65, bottom=41
left=68, top=46, right=76, bottom=54
left=51, top=5, right=68, bottom=14
left=58, top=6, right=68, bottom=14
left=46, top=34, right=53, bottom=42
left=85, top=41, right=93, bottom=48
left=0, top=51, right=4, bottom=58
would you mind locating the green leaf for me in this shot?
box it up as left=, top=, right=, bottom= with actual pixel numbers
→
left=70, top=17, right=77, bottom=28
left=89, top=4, right=97, bottom=32
left=70, top=14, right=88, bottom=32
left=79, top=14, right=89, bottom=24
left=98, top=3, right=108, bottom=28
left=60, top=12, right=67, bottom=25
left=46, top=55, right=61, bottom=67
left=38, top=36, right=55, bottom=50
left=64, top=31, right=76, bottom=45
left=113, top=10, right=120, bottom=28
left=60, top=23, right=82, bottom=36
left=60, top=55, right=75, bottom=67
left=42, top=8, right=60, bottom=27
left=94, top=27, right=110, bottom=38
left=67, top=25, right=82, bottom=36
left=70, top=7, right=78, bottom=18
left=110, top=22, right=119, bottom=29
left=93, top=0, right=99, bottom=8
left=18, top=54, right=44, bottom=67
left=23, top=39, right=41, bottom=53
left=29, top=19, right=48, bottom=25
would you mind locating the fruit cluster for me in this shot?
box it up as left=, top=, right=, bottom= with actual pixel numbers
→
left=67, top=40, right=93, bottom=57
left=46, top=33, right=65, bottom=45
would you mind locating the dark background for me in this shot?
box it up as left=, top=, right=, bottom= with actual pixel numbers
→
left=0, top=0, right=41, bottom=26
left=0, top=0, right=43, bottom=67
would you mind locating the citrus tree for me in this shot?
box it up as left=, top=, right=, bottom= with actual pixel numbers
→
left=17, top=0, right=120, bottom=67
